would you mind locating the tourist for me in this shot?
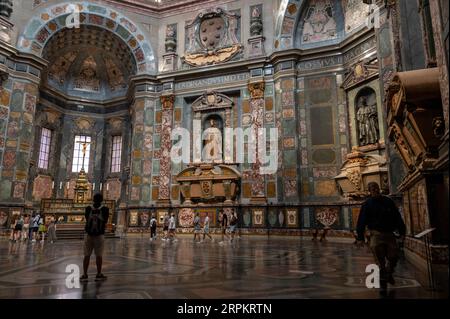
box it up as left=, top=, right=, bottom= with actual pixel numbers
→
left=80, top=193, right=109, bottom=282
left=162, top=213, right=170, bottom=241
left=356, top=182, right=406, bottom=290
left=168, top=213, right=177, bottom=242
left=11, top=216, right=23, bottom=242
left=193, top=212, right=201, bottom=243
left=202, top=212, right=213, bottom=242
left=22, top=216, right=29, bottom=241
left=31, top=212, right=40, bottom=243
left=28, top=212, right=35, bottom=241
left=149, top=214, right=157, bottom=241
left=47, top=216, right=57, bottom=243
left=219, top=210, right=229, bottom=244
left=229, top=211, right=238, bottom=242
left=37, top=214, right=46, bottom=243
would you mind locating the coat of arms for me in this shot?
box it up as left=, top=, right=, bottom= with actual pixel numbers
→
left=183, top=8, right=242, bottom=67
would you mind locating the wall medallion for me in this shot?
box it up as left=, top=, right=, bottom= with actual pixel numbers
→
left=182, top=8, right=242, bottom=67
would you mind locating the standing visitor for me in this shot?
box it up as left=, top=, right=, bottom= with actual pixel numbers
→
left=149, top=214, right=157, bottom=241
left=80, top=193, right=109, bottom=282
left=22, top=216, right=29, bottom=241
left=31, top=212, right=40, bottom=243
left=219, top=210, right=229, bottom=245
left=193, top=212, right=201, bottom=243
left=37, top=214, right=46, bottom=243
left=202, top=212, right=213, bottom=242
left=47, top=216, right=57, bottom=243
left=168, top=213, right=177, bottom=242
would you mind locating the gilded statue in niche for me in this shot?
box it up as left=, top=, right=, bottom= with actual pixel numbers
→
left=356, top=95, right=379, bottom=146
left=74, top=56, right=100, bottom=92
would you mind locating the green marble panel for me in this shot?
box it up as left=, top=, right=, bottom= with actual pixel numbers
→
left=132, top=160, right=142, bottom=175
left=16, top=152, right=28, bottom=171
left=145, top=108, right=154, bottom=125
left=0, top=179, right=11, bottom=200
left=282, top=120, right=296, bottom=136
left=88, top=4, right=107, bottom=14
left=116, top=25, right=130, bottom=40
left=265, top=84, right=274, bottom=96
left=152, top=159, right=160, bottom=174
left=141, top=185, right=150, bottom=202
left=306, top=89, right=332, bottom=105
left=283, top=150, right=298, bottom=168
left=133, top=134, right=143, bottom=149
left=153, top=134, right=161, bottom=149
left=10, top=90, right=24, bottom=111
left=0, top=119, right=5, bottom=135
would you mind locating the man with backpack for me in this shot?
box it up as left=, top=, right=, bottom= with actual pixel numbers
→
left=80, top=193, right=109, bottom=282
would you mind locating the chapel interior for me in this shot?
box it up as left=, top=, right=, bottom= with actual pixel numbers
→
left=0, top=0, right=448, bottom=299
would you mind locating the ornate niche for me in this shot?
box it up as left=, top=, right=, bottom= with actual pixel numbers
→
left=182, top=8, right=242, bottom=67
left=176, top=90, right=240, bottom=204
left=191, top=90, right=234, bottom=164
left=342, top=58, right=383, bottom=151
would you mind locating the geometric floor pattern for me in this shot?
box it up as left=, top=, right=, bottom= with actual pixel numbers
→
left=0, top=235, right=446, bottom=299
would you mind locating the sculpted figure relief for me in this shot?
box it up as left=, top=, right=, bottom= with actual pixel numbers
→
left=357, top=96, right=379, bottom=146
left=202, top=119, right=223, bottom=163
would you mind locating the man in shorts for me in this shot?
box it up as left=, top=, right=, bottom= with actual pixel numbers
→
left=202, top=212, right=213, bottom=242
left=80, top=193, right=109, bottom=282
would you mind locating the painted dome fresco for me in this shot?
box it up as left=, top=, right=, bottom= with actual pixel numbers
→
left=42, top=25, right=136, bottom=101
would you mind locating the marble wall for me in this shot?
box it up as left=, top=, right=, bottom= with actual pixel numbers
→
left=1, top=1, right=446, bottom=247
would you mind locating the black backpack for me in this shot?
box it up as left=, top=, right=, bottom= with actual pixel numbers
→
left=86, top=207, right=104, bottom=236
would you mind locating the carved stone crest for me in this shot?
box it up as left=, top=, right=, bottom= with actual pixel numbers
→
left=182, top=8, right=242, bottom=67
left=191, top=90, right=233, bottom=112
left=342, top=59, right=379, bottom=90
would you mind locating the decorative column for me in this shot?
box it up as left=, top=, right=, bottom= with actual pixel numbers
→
left=248, top=81, right=266, bottom=203
left=158, top=94, right=175, bottom=204
left=162, top=24, right=178, bottom=72
left=248, top=4, right=265, bottom=57
left=128, top=78, right=158, bottom=206
left=0, top=61, right=45, bottom=206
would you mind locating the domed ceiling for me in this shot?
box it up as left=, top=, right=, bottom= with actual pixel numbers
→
left=42, top=25, right=136, bottom=101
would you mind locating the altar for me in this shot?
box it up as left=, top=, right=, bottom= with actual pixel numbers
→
left=40, top=198, right=115, bottom=226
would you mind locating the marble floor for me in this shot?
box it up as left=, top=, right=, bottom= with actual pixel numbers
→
left=0, top=235, right=446, bottom=299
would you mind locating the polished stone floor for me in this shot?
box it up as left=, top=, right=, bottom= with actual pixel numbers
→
left=0, top=235, right=446, bottom=299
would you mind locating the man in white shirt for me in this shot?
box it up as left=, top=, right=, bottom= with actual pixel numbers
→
left=202, top=212, right=214, bottom=242
left=168, top=213, right=177, bottom=242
